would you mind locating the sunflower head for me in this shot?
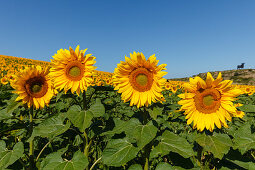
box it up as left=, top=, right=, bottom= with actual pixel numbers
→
left=171, top=85, right=178, bottom=94
left=1, top=76, right=9, bottom=85
left=164, top=82, right=171, bottom=90
left=49, top=45, right=96, bottom=95
left=12, top=66, right=54, bottom=109
left=113, top=51, right=167, bottom=108
left=178, top=72, right=243, bottom=132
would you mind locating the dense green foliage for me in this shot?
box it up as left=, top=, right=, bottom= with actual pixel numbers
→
left=0, top=84, right=255, bottom=170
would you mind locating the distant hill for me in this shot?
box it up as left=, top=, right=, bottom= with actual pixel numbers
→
left=169, top=69, right=255, bottom=86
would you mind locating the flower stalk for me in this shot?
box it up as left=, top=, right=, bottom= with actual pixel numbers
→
left=141, top=108, right=150, bottom=170
left=29, top=107, right=35, bottom=169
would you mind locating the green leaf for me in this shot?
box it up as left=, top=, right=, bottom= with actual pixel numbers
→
left=89, top=98, right=105, bottom=117
left=28, top=113, right=70, bottom=141
left=40, top=147, right=68, bottom=169
left=227, top=159, right=255, bottom=170
left=0, top=108, right=12, bottom=120
left=56, top=91, right=63, bottom=102
left=239, top=104, right=255, bottom=113
left=40, top=152, right=63, bottom=170
left=233, top=124, right=255, bottom=154
left=41, top=150, right=88, bottom=170
left=148, top=106, right=164, bottom=120
left=6, top=98, right=21, bottom=114
left=133, top=121, right=157, bottom=149
left=73, top=135, right=83, bottom=146
left=0, top=141, right=6, bottom=153
left=102, top=138, right=139, bottom=167
left=150, top=131, right=194, bottom=159
left=102, top=118, right=140, bottom=137
left=55, top=102, right=67, bottom=111
left=195, top=133, right=232, bottom=159
left=67, top=105, right=93, bottom=132
left=155, top=162, right=174, bottom=170
left=128, top=164, right=143, bottom=170
left=0, top=142, right=24, bottom=169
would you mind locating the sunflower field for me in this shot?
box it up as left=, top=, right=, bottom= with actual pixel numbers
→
left=0, top=47, right=255, bottom=170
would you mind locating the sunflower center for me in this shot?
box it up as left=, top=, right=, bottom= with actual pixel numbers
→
left=136, top=74, right=148, bottom=86
left=69, top=66, right=81, bottom=77
left=25, top=76, right=48, bottom=98
left=194, top=88, right=221, bottom=114
left=129, top=68, right=153, bottom=92
left=31, top=84, right=42, bottom=93
left=203, top=95, right=214, bottom=106
left=65, top=61, right=85, bottom=81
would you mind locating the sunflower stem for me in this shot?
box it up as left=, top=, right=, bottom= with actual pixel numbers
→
left=197, top=144, right=203, bottom=167
left=83, top=131, right=91, bottom=170
left=141, top=108, right=150, bottom=170
left=36, top=139, right=53, bottom=162
left=29, top=106, right=35, bottom=170
left=251, top=151, right=255, bottom=160
left=83, top=91, right=87, bottom=110
left=83, top=91, right=90, bottom=159
left=89, top=157, right=102, bottom=170
left=141, top=108, right=149, bottom=125
left=144, top=157, right=149, bottom=170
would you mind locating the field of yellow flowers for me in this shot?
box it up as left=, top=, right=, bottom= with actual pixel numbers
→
left=0, top=47, right=255, bottom=170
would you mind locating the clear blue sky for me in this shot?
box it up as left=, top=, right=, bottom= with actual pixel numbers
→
left=1, top=0, right=255, bottom=78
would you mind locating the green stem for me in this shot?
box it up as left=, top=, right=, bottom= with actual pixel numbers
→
left=197, top=145, right=203, bottom=167
left=83, top=131, right=89, bottom=156
left=83, top=91, right=87, bottom=110
left=251, top=151, right=255, bottom=160
left=89, top=157, right=102, bottom=170
left=18, top=158, right=27, bottom=170
left=84, top=140, right=92, bottom=158
left=144, top=157, right=149, bottom=170
left=141, top=108, right=149, bottom=125
left=36, top=139, right=53, bottom=161
left=83, top=91, right=90, bottom=159
left=141, top=108, right=150, bottom=170
left=29, top=107, right=35, bottom=170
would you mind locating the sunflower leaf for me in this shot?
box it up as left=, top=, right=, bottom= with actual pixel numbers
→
left=239, top=104, right=255, bottom=113
left=102, top=118, right=141, bottom=137
left=150, top=130, right=195, bottom=159
left=6, top=99, right=21, bottom=114
left=0, top=142, right=24, bottom=169
left=155, top=162, right=174, bottom=170
left=226, top=159, right=255, bottom=170
left=41, top=150, right=88, bottom=170
left=102, top=138, right=139, bottom=167
left=0, top=108, right=12, bottom=120
left=195, top=133, right=232, bottom=159
left=89, top=98, right=105, bottom=117
left=0, top=140, right=6, bottom=153
left=28, top=113, right=70, bottom=141
left=128, top=164, right=143, bottom=170
left=148, top=106, right=164, bottom=120
left=133, top=121, right=157, bottom=150
left=67, top=105, right=93, bottom=132
left=233, top=124, right=255, bottom=154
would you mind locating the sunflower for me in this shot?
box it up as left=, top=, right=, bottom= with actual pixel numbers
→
left=49, top=45, right=96, bottom=95
left=12, top=66, right=54, bottom=109
left=1, top=76, right=8, bottom=85
left=113, top=51, right=167, bottom=108
left=171, top=85, right=178, bottom=94
left=164, top=82, right=171, bottom=90
left=244, top=86, right=254, bottom=95
left=178, top=72, right=243, bottom=132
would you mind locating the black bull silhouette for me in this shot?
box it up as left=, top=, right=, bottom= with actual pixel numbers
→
left=237, top=63, right=245, bottom=69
